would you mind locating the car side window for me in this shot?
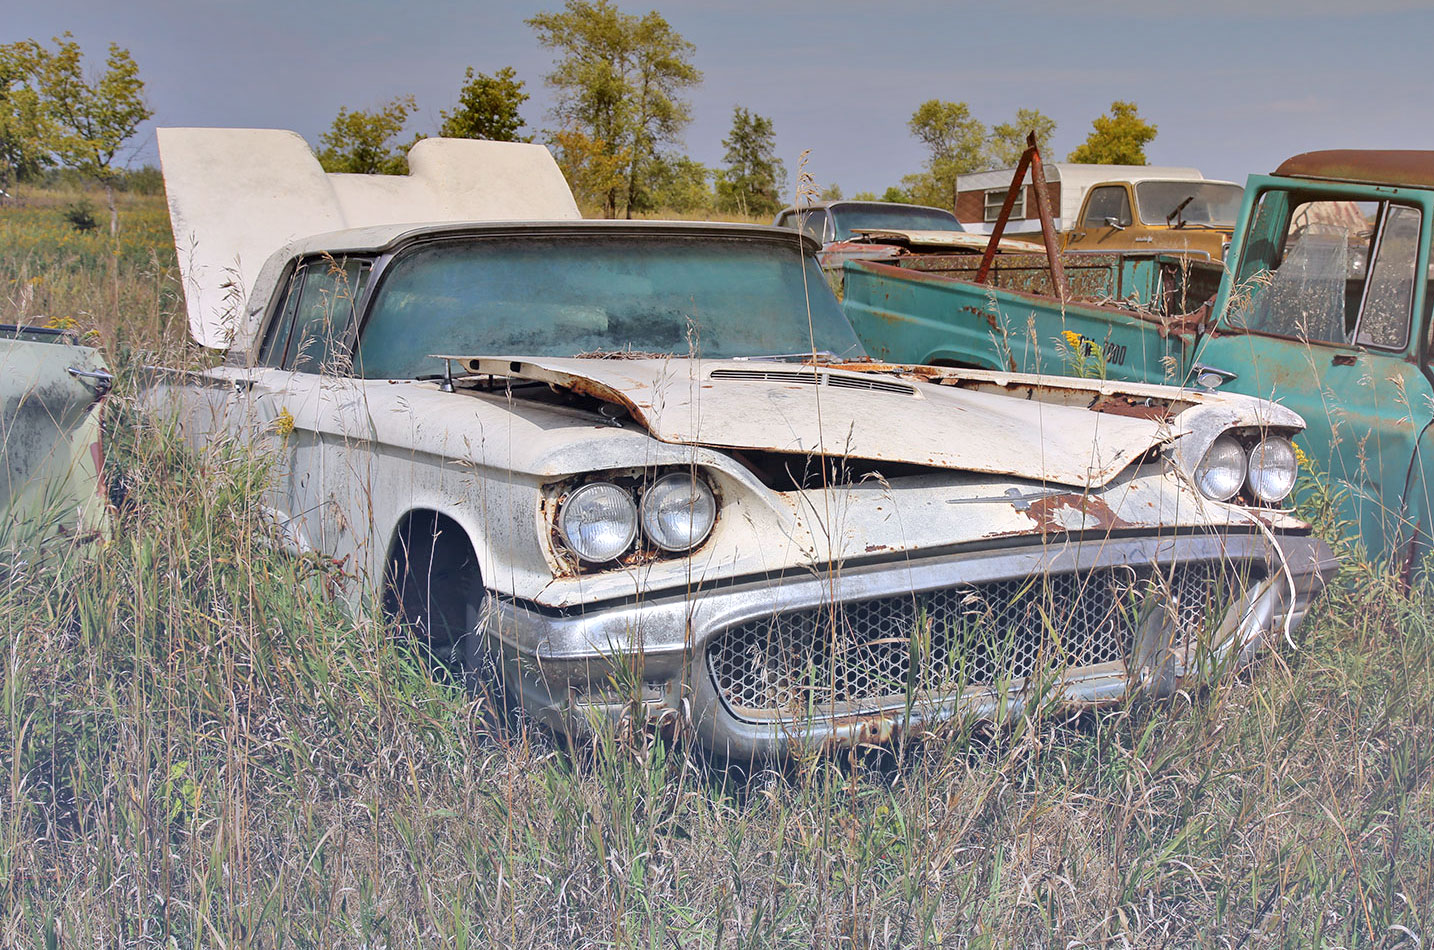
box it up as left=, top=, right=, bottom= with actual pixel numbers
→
left=288, top=258, right=370, bottom=373
left=798, top=209, right=829, bottom=242
left=1083, top=187, right=1132, bottom=228
left=257, top=257, right=370, bottom=372
left=1356, top=205, right=1421, bottom=350
left=257, top=267, right=306, bottom=368
left=1229, top=192, right=1418, bottom=350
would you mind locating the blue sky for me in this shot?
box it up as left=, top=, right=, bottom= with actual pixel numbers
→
left=12, top=0, right=1434, bottom=197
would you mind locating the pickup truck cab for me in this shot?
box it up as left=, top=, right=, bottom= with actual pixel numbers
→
left=843, top=150, right=1434, bottom=563
left=1064, top=179, right=1243, bottom=260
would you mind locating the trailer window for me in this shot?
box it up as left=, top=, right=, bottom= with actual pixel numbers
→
left=984, top=188, right=1023, bottom=222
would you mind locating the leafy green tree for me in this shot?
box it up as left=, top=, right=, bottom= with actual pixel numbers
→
left=316, top=95, right=418, bottom=175
left=549, top=125, right=628, bottom=213
left=906, top=99, right=985, bottom=209
left=851, top=190, right=877, bottom=201
left=11, top=35, right=152, bottom=233
left=988, top=108, right=1056, bottom=167
left=0, top=43, right=51, bottom=188
left=880, top=186, right=910, bottom=204
left=528, top=0, right=701, bottom=218
left=715, top=106, right=784, bottom=217
left=646, top=154, right=711, bottom=213
left=1067, top=100, right=1157, bottom=165
left=819, top=183, right=842, bottom=201
left=439, top=66, right=530, bottom=142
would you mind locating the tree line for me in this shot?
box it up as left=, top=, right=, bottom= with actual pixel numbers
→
left=2, top=2, right=1161, bottom=226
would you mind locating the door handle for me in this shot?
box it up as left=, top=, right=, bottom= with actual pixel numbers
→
left=66, top=365, right=114, bottom=395
left=1332, top=354, right=1357, bottom=366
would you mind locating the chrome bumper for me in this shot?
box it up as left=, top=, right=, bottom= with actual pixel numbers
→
left=478, top=532, right=1338, bottom=761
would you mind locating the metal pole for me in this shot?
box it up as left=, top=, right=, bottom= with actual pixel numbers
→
left=1027, top=132, right=1069, bottom=301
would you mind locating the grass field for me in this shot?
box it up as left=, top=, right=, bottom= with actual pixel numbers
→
left=1, top=187, right=1431, bottom=947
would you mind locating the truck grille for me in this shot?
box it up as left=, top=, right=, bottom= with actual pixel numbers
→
left=707, top=562, right=1252, bottom=719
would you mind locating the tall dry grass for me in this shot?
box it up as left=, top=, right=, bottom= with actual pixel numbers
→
left=0, top=188, right=1430, bottom=947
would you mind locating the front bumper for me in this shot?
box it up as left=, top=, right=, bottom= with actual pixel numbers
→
left=478, top=531, right=1338, bottom=761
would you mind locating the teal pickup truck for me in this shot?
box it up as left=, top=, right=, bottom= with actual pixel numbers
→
left=845, top=150, right=1434, bottom=564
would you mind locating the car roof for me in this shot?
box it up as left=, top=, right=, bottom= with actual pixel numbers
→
left=1276, top=150, right=1434, bottom=190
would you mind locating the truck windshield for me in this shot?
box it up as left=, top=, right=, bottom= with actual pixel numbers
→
left=831, top=205, right=964, bottom=241
left=354, top=232, right=866, bottom=379
left=1136, top=182, right=1243, bottom=227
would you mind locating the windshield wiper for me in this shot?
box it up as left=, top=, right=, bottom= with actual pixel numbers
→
left=1166, top=195, right=1195, bottom=228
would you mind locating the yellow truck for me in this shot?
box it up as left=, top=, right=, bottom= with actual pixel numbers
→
left=1063, top=178, right=1243, bottom=260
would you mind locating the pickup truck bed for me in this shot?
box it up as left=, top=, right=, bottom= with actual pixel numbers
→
left=842, top=251, right=1221, bottom=385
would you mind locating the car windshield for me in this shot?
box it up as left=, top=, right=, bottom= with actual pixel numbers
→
left=354, top=231, right=866, bottom=379
left=829, top=204, right=964, bottom=242
left=1135, top=182, right=1244, bottom=227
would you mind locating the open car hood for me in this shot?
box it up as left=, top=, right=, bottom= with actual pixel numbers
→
left=451, top=357, right=1173, bottom=489
left=158, top=127, right=580, bottom=349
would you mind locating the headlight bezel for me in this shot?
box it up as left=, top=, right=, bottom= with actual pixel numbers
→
left=551, top=467, right=720, bottom=570
left=639, top=471, right=717, bottom=553
left=1246, top=435, right=1298, bottom=505
left=1190, top=427, right=1301, bottom=507
left=556, top=480, right=639, bottom=564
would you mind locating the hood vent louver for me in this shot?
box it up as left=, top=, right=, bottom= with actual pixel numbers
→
left=709, top=367, right=919, bottom=397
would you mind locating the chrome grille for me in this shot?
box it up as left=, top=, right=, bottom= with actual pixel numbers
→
left=707, top=561, right=1253, bottom=719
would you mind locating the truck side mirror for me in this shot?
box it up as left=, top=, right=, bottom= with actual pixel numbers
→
left=1104, top=216, right=1126, bottom=231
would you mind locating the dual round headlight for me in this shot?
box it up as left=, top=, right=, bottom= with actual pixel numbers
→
left=1195, top=434, right=1297, bottom=504
left=558, top=473, right=716, bottom=563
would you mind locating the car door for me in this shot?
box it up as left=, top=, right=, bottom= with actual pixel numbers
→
left=0, top=328, right=111, bottom=536
left=1069, top=185, right=1135, bottom=251
left=245, top=256, right=371, bottom=558
left=1194, top=187, right=1433, bottom=557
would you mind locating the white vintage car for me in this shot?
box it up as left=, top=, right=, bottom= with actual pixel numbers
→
left=153, top=128, right=1337, bottom=760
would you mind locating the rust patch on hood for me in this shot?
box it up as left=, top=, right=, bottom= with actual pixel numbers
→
left=1024, top=493, right=1134, bottom=535
left=1089, top=394, right=1172, bottom=423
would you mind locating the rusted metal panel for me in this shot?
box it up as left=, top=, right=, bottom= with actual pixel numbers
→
left=1275, top=149, right=1434, bottom=189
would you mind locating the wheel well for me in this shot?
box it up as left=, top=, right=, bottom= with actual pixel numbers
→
left=383, top=510, right=483, bottom=651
